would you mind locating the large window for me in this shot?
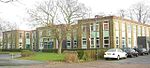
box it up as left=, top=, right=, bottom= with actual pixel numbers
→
left=82, top=25, right=86, bottom=32
left=122, top=23, right=126, bottom=48
left=127, top=24, right=131, bottom=48
left=67, top=40, right=71, bottom=49
left=142, top=27, right=145, bottom=36
left=82, top=38, right=87, bottom=49
left=26, top=33, right=30, bottom=39
left=90, top=23, right=100, bottom=48
left=138, top=26, right=141, bottom=36
left=133, top=25, right=137, bottom=48
left=115, top=22, right=119, bottom=48
left=73, top=40, right=77, bottom=48
left=103, top=21, right=109, bottom=48
left=19, top=33, right=22, bottom=38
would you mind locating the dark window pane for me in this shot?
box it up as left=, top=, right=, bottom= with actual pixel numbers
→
left=104, top=40, right=109, bottom=44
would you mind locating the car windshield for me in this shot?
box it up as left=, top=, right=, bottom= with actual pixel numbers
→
left=107, top=49, right=116, bottom=52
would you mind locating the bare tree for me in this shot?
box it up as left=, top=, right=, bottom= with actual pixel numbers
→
left=0, top=0, right=17, bottom=3
left=118, top=9, right=126, bottom=18
left=56, top=0, right=89, bottom=54
left=129, top=2, right=150, bottom=23
left=28, top=0, right=89, bottom=54
left=28, top=0, right=57, bottom=26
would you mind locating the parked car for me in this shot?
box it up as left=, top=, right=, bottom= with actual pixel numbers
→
left=104, top=48, right=127, bottom=60
left=134, top=48, right=149, bottom=55
left=122, top=48, right=138, bottom=58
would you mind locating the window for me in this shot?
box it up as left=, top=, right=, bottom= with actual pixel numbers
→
left=73, top=40, right=77, bottom=48
left=67, top=41, right=71, bottom=46
left=26, top=33, right=30, bottom=39
left=82, top=38, right=87, bottom=48
left=116, top=37, right=119, bottom=48
left=103, top=37, right=109, bottom=48
left=82, top=25, right=86, bottom=32
left=96, top=37, right=100, bottom=45
left=103, top=24, right=109, bottom=30
left=122, top=37, right=126, bottom=48
left=90, top=24, right=94, bottom=31
left=19, top=33, right=22, bottom=38
left=91, top=38, right=94, bottom=44
left=104, top=40, right=109, bottom=44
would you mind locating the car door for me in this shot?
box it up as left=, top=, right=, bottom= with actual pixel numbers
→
left=118, top=49, right=125, bottom=58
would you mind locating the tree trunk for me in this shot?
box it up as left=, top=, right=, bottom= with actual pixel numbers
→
left=58, top=40, right=63, bottom=54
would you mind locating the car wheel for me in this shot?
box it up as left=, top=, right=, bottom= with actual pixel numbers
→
left=142, top=53, right=145, bottom=56
left=117, top=55, right=120, bottom=60
left=131, top=54, right=134, bottom=58
left=105, top=58, right=108, bottom=60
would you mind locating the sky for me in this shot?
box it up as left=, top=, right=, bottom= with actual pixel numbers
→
left=0, top=0, right=149, bottom=30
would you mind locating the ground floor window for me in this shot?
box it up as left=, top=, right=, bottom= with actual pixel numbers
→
left=26, top=44, right=30, bottom=49
left=73, top=40, right=77, bottom=48
left=122, top=37, right=126, bottom=48
left=96, top=37, right=100, bottom=48
left=66, top=40, right=71, bottom=49
left=116, top=37, right=119, bottom=48
left=103, top=37, right=110, bottom=48
left=82, top=38, right=87, bottom=49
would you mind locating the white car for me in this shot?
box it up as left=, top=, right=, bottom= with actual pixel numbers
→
left=104, top=48, right=127, bottom=60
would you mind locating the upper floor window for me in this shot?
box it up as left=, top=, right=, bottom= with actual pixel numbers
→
left=82, top=25, right=86, bottom=32
left=26, top=33, right=30, bottom=39
left=19, top=33, right=22, bottom=38
left=103, top=21, right=109, bottom=31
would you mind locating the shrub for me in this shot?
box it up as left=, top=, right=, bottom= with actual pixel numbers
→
left=21, top=50, right=34, bottom=57
left=41, top=49, right=58, bottom=53
left=77, top=50, right=84, bottom=59
left=82, top=51, right=93, bottom=61
left=97, top=48, right=108, bottom=59
left=2, top=49, right=22, bottom=52
left=63, top=51, right=78, bottom=63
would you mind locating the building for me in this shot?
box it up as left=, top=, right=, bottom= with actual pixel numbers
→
left=36, top=27, right=56, bottom=50
left=2, top=16, right=150, bottom=50
left=2, top=30, right=32, bottom=49
left=77, top=16, right=150, bottom=49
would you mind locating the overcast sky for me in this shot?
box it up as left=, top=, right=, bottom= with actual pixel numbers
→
left=0, top=0, right=149, bottom=30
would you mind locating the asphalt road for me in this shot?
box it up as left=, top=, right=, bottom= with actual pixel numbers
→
left=1, top=54, right=150, bottom=68
left=107, top=54, right=150, bottom=64
left=0, top=54, right=44, bottom=66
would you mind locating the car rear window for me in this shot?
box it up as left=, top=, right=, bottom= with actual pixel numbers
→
left=107, top=49, right=116, bottom=52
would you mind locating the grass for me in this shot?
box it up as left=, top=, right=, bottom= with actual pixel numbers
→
left=18, top=52, right=65, bottom=61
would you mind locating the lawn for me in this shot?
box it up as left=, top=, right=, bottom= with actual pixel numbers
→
left=18, top=52, right=65, bottom=61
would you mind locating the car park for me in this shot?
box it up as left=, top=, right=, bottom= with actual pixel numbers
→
left=134, top=48, right=149, bottom=55
left=104, top=48, right=127, bottom=60
left=122, top=48, right=138, bottom=58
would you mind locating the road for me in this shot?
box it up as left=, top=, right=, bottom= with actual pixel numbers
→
left=107, top=54, right=150, bottom=64
left=0, top=54, right=44, bottom=66
left=1, top=54, right=150, bottom=68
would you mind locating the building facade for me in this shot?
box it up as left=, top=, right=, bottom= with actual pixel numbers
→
left=2, top=30, right=32, bottom=49
left=2, top=16, right=150, bottom=50
left=77, top=16, right=150, bottom=49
